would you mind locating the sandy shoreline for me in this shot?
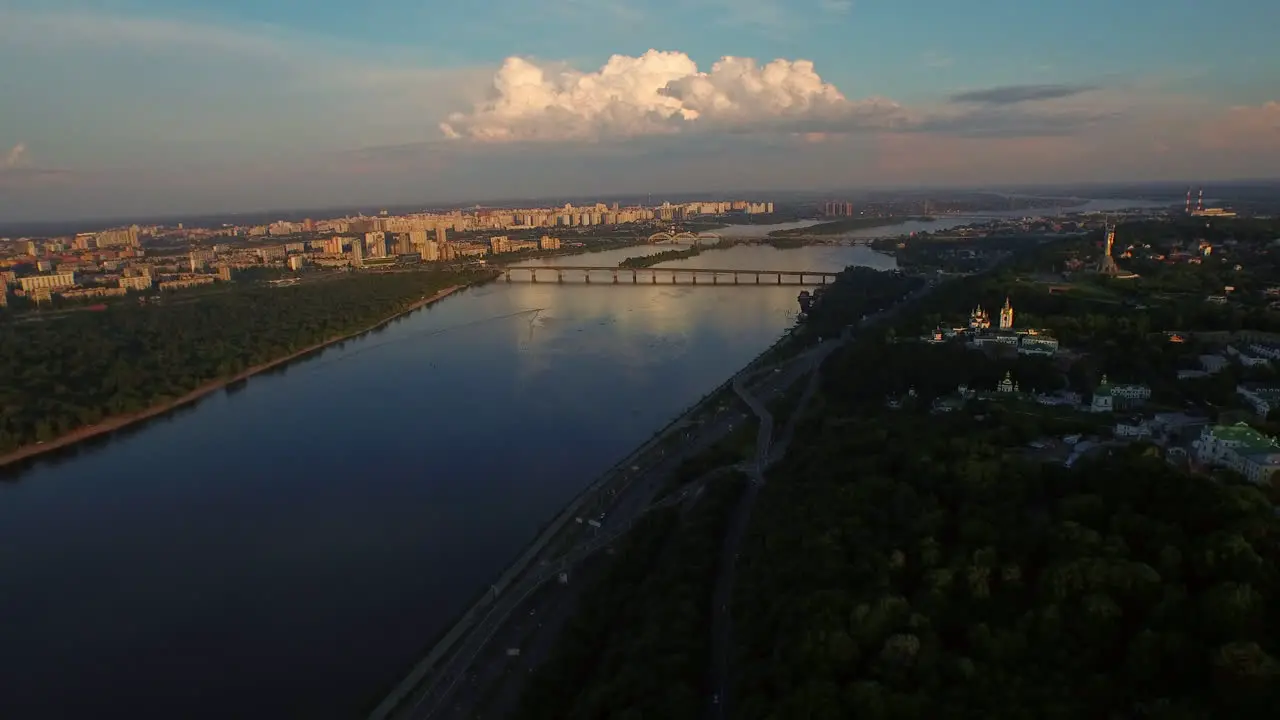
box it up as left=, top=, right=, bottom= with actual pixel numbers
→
left=0, top=284, right=465, bottom=471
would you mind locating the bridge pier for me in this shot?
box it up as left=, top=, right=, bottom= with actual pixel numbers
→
left=497, top=266, right=836, bottom=287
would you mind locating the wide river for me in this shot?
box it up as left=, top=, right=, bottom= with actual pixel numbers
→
left=0, top=238, right=893, bottom=718
left=710, top=197, right=1169, bottom=240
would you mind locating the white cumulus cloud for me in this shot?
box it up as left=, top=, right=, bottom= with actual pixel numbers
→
left=4, top=143, right=26, bottom=168
left=440, top=50, right=905, bottom=142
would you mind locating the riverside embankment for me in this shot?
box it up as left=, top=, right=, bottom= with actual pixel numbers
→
left=0, top=240, right=894, bottom=720
left=0, top=284, right=466, bottom=471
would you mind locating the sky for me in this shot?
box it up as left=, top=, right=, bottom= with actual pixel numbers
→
left=1, top=0, right=1278, bottom=221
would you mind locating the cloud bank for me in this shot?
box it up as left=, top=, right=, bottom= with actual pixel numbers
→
left=2, top=6, right=1278, bottom=222
left=439, top=50, right=905, bottom=142
left=949, top=84, right=1098, bottom=105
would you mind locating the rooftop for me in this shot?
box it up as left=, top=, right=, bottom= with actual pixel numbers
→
left=1240, top=452, right=1280, bottom=468
left=1209, top=422, right=1280, bottom=452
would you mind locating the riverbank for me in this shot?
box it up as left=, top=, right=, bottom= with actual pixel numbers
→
left=768, top=216, right=917, bottom=237
left=367, top=295, right=816, bottom=718
left=0, top=283, right=467, bottom=471
left=618, top=245, right=706, bottom=268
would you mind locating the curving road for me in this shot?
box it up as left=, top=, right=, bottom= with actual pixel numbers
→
left=387, top=275, right=943, bottom=720
left=706, top=279, right=940, bottom=719
left=392, top=358, right=808, bottom=720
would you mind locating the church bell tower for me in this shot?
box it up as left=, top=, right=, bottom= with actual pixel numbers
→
left=999, top=297, right=1014, bottom=330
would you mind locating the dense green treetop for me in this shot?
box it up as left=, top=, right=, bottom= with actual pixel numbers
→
left=0, top=269, right=478, bottom=454
left=618, top=247, right=703, bottom=268
left=729, top=316, right=1280, bottom=718
left=509, top=240, right=1280, bottom=719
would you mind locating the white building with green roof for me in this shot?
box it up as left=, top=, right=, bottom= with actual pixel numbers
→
left=1193, top=421, right=1280, bottom=485
left=1090, top=375, right=1151, bottom=413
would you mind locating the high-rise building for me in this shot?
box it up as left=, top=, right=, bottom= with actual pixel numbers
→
left=823, top=201, right=854, bottom=217
left=19, top=272, right=78, bottom=292
left=350, top=241, right=364, bottom=267
left=189, top=251, right=206, bottom=272
left=120, top=275, right=153, bottom=291
left=365, top=231, right=387, bottom=258
left=408, top=230, right=428, bottom=255
left=96, top=227, right=139, bottom=248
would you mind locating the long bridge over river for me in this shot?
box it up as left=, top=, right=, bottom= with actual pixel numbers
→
left=500, top=265, right=839, bottom=285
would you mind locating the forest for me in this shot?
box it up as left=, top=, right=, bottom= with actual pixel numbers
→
left=0, top=269, right=480, bottom=454
left=503, top=230, right=1280, bottom=718
left=769, top=217, right=910, bottom=238
left=800, top=267, right=922, bottom=341
left=514, top=473, right=747, bottom=720
left=730, top=329, right=1280, bottom=718
left=618, top=247, right=704, bottom=268
left=720, top=246, right=1280, bottom=717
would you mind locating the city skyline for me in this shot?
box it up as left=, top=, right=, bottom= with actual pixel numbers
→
left=2, top=0, right=1278, bottom=221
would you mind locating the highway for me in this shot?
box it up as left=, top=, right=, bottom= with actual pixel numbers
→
left=705, top=277, right=941, bottom=719
left=706, top=336, right=833, bottom=720
left=384, top=276, right=941, bottom=720
left=388, top=367, right=781, bottom=720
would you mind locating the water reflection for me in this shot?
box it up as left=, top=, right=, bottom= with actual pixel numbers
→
left=0, top=242, right=891, bottom=720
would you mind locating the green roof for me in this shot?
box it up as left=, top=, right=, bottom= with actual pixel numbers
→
left=1209, top=422, right=1280, bottom=452
left=1095, top=375, right=1113, bottom=396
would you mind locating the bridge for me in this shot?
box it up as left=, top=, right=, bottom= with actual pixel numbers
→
left=500, top=265, right=839, bottom=285
left=646, top=230, right=721, bottom=245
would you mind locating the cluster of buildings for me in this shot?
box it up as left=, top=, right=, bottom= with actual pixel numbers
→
left=922, top=298, right=1061, bottom=356
left=0, top=198, right=774, bottom=306
left=222, top=199, right=772, bottom=239
left=1192, top=422, right=1280, bottom=485
left=0, top=225, right=576, bottom=305
left=913, top=372, right=1151, bottom=417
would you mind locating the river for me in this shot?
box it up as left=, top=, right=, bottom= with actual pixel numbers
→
left=772, top=198, right=1173, bottom=240
left=0, top=239, right=892, bottom=719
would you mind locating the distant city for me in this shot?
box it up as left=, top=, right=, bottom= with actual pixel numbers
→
left=0, top=199, right=779, bottom=308
left=0, top=182, right=1260, bottom=311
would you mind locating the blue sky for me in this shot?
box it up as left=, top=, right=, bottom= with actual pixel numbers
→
left=1, top=0, right=1278, bottom=221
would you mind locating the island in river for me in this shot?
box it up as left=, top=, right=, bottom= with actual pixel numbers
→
left=0, top=240, right=898, bottom=720
left=768, top=216, right=927, bottom=239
